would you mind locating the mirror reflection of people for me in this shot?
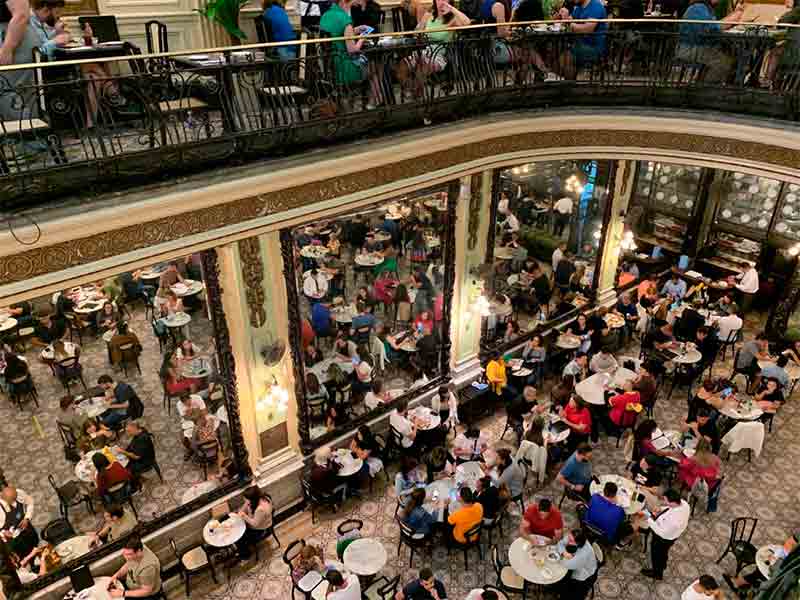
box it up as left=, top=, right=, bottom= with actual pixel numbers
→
left=108, top=536, right=162, bottom=598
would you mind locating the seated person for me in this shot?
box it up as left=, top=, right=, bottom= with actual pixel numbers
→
left=18, top=541, right=61, bottom=579
left=661, top=273, right=687, bottom=301
left=724, top=533, right=798, bottom=596
left=400, top=488, right=438, bottom=536
left=761, top=355, right=790, bottom=392
left=78, top=419, right=114, bottom=453
left=520, top=498, right=563, bottom=543
left=563, top=352, right=589, bottom=382
left=93, top=453, right=133, bottom=501
left=90, top=505, right=137, bottom=546
left=559, top=395, right=592, bottom=448
left=447, top=487, right=483, bottom=544
left=291, top=543, right=324, bottom=583
left=633, top=364, right=658, bottom=411
left=396, top=568, right=447, bottom=600
left=555, top=529, right=598, bottom=600
left=630, top=454, right=663, bottom=496
left=694, top=326, right=718, bottom=371
left=681, top=408, right=721, bottom=455
left=584, top=481, right=634, bottom=546
left=177, top=391, right=206, bottom=460
left=652, top=323, right=677, bottom=352
left=390, top=401, right=418, bottom=451
left=589, top=348, right=619, bottom=373
left=394, top=457, right=423, bottom=505
left=451, top=425, right=488, bottom=463
left=310, top=447, right=346, bottom=499
left=108, top=536, right=161, bottom=598
left=108, top=322, right=142, bottom=366
left=557, top=444, right=593, bottom=500
left=98, top=374, right=142, bottom=428
left=475, top=476, right=501, bottom=522
left=754, top=377, right=786, bottom=414
left=606, top=380, right=641, bottom=433
left=682, top=575, right=723, bottom=600
left=492, top=448, right=525, bottom=500
left=116, top=421, right=156, bottom=478
left=677, top=0, right=744, bottom=84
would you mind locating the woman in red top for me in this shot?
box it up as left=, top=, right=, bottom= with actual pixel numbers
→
left=678, top=439, right=721, bottom=489
left=413, top=310, right=434, bottom=334
left=92, top=452, right=133, bottom=498
left=608, top=381, right=641, bottom=428
left=560, top=394, right=592, bottom=448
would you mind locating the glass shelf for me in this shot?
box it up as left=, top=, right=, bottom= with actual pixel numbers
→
left=716, top=172, right=782, bottom=232
left=773, top=182, right=800, bottom=240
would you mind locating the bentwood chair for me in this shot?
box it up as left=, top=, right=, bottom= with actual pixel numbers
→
left=717, top=517, right=758, bottom=576
left=170, top=537, right=217, bottom=596
left=448, top=522, right=483, bottom=569
left=491, top=544, right=525, bottom=596
left=363, top=574, right=401, bottom=600
left=396, top=518, right=431, bottom=568
left=48, top=474, right=94, bottom=521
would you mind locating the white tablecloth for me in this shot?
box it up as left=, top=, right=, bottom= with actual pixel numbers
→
left=75, top=449, right=130, bottom=483
left=575, top=368, right=637, bottom=406
left=203, top=514, right=246, bottom=547
left=589, top=474, right=644, bottom=515
left=507, top=537, right=568, bottom=585
left=343, top=538, right=388, bottom=575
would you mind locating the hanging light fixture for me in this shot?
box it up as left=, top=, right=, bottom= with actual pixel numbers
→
left=473, top=294, right=491, bottom=318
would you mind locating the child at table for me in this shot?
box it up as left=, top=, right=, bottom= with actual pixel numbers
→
left=291, top=543, right=324, bottom=583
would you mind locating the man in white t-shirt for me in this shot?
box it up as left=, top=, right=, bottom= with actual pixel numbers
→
left=715, top=306, right=743, bottom=344
left=325, top=570, right=361, bottom=600
left=735, top=263, right=759, bottom=313
left=552, top=241, right=567, bottom=272
left=390, top=401, right=417, bottom=449
left=499, top=206, right=520, bottom=233
left=553, top=196, right=573, bottom=237
left=681, top=575, right=722, bottom=599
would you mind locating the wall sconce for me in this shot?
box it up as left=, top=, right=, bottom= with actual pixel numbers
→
left=620, top=230, right=637, bottom=252
left=256, top=375, right=289, bottom=421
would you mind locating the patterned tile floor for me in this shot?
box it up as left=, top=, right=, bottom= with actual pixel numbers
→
left=0, top=294, right=219, bottom=538
left=188, top=308, right=798, bottom=600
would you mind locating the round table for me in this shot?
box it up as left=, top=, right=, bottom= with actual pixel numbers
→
left=409, top=407, right=441, bottom=430
left=507, top=537, right=568, bottom=586
left=64, top=576, right=123, bottom=600
left=556, top=335, right=581, bottom=350
left=494, top=248, right=514, bottom=260
left=75, top=397, right=109, bottom=419
left=182, top=480, right=220, bottom=504
left=300, top=246, right=329, bottom=259
left=374, top=231, right=392, bottom=242
left=163, top=312, right=191, bottom=328
left=672, top=348, right=703, bottom=365
left=355, top=254, right=384, bottom=267
left=456, top=461, right=484, bottom=488
left=310, top=563, right=350, bottom=600
left=303, top=269, right=334, bottom=281
left=544, top=424, right=570, bottom=445
left=574, top=368, right=638, bottom=406
left=75, top=449, right=130, bottom=483
left=719, top=403, right=764, bottom=421
left=139, top=269, right=164, bottom=281
left=203, top=514, right=246, bottom=547
left=332, top=306, right=357, bottom=324
left=756, top=544, right=783, bottom=578
left=589, top=474, right=644, bottom=515
left=335, top=449, right=364, bottom=477
left=343, top=538, right=388, bottom=576
left=398, top=339, right=418, bottom=353
left=74, top=301, right=105, bottom=315
left=56, top=535, right=94, bottom=562
left=171, top=280, right=204, bottom=298
left=0, top=317, right=17, bottom=332
left=182, top=361, right=212, bottom=379
left=604, top=315, right=626, bottom=329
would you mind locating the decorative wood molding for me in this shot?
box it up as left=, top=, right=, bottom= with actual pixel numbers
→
left=467, top=173, right=483, bottom=251
left=440, top=181, right=459, bottom=378
left=278, top=229, right=311, bottom=448
left=237, top=236, right=267, bottom=328
left=5, top=129, right=800, bottom=287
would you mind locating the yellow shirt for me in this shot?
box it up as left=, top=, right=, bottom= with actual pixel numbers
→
left=448, top=502, right=483, bottom=543
left=486, top=359, right=507, bottom=394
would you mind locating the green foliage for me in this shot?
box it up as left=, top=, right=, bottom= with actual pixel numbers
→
left=517, top=225, right=562, bottom=262
left=196, top=0, right=251, bottom=40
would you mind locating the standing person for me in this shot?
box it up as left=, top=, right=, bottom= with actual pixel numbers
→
left=552, top=241, right=567, bottom=271
left=735, top=261, right=759, bottom=314
left=235, top=486, right=274, bottom=560
left=394, top=568, right=447, bottom=600
left=108, top=536, right=162, bottom=598
left=552, top=195, right=573, bottom=237
left=0, top=486, right=37, bottom=558
left=641, top=489, right=690, bottom=580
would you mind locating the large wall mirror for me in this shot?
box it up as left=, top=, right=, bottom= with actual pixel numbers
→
left=281, top=184, right=458, bottom=450
left=0, top=249, right=250, bottom=595
left=481, top=160, right=613, bottom=351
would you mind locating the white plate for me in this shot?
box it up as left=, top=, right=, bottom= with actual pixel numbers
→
left=790, top=184, right=799, bottom=192
left=721, top=209, right=732, bottom=219
left=784, top=206, right=794, bottom=216
left=655, top=191, right=665, bottom=200
left=663, top=166, right=672, bottom=174
left=767, top=188, right=778, bottom=198
left=758, top=218, right=768, bottom=228
left=669, top=195, right=678, bottom=204
left=777, top=222, right=789, bottom=233
left=741, top=214, right=751, bottom=224
left=787, top=193, right=797, bottom=203
left=659, top=176, right=668, bottom=184
left=764, top=201, right=775, bottom=210
left=685, top=200, right=694, bottom=208
left=643, top=187, right=651, bottom=195
left=749, top=184, right=759, bottom=194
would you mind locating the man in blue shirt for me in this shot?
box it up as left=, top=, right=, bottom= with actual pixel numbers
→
left=311, top=302, right=332, bottom=337
left=29, top=0, right=68, bottom=59
left=677, top=0, right=744, bottom=83
left=555, top=0, right=607, bottom=78
left=584, top=481, right=635, bottom=547
left=661, top=273, right=687, bottom=301
left=760, top=354, right=790, bottom=391
left=557, top=443, right=593, bottom=500
left=555, top=529, right=598, bottom=600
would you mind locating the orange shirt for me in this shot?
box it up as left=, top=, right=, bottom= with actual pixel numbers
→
left=447, top=502, right=483, bottom=543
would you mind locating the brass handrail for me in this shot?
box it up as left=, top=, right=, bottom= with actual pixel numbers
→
left=0, top=17, right=795, bottom=72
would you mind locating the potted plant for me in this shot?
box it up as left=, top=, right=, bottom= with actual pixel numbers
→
left=196, top=0, right=252, bottom=44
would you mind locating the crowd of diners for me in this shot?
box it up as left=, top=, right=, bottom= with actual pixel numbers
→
left=298, top=251, right=797, bottom=600
left=291, top=195, right=449, bottom=437
left=2, top=0, right=798, bottom=126
left=0, top=257, right=245, bottom=591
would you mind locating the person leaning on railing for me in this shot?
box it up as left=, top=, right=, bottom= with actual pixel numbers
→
left=0, top=0, right=41, bottom=120
left=479, top=0, right=513, bottom=64
left=676, top=0, right=745, bottom=83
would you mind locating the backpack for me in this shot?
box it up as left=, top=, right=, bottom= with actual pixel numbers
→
left=128, top=392, right=145, bottom=420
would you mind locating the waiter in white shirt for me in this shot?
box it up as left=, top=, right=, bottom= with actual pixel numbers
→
left=735, top=262, right=759, bottom=314
left=499, top=206, right=520, bottom=233
left=553, top=196, right=574, bottom=237
left=303, top=268, right=329, bottom=300
left=641, top=489, right=689, bottom=580
left=0, top=486, right=37, bottom=557
left=552, top=241, right=567, bottom=272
